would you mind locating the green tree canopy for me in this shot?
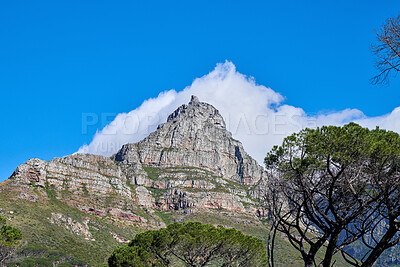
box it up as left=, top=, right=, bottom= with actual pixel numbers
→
left=108, top=222, right=267, bottom=267
left=0, top=215, right=22, bottom=264
left=265, top=123, right=400, bottom=267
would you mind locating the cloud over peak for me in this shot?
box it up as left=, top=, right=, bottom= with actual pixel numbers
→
left=77, top=61, right=398, bottom=163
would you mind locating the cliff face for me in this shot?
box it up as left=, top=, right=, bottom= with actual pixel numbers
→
left=2, top=96, right=269, bottom=265
left=115, top=95, right=266, bottom=185
left=11, top=154, right=130, bottom=198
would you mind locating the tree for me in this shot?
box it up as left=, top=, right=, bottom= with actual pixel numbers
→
left=355, top=128, right=400, bottom=266
left=264, top=123, right=400, bottom=267
left=0, top=215, right=22, bottom=264
left=371, top=14, right=400, bottom=85
left=108, top=222, right=267, bottom=267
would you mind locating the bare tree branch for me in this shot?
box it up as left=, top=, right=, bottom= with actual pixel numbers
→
left=371, top=15, right=400, bottom=85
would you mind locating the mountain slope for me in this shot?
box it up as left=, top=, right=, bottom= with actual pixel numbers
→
left=0, top=96, right=347, bottom=266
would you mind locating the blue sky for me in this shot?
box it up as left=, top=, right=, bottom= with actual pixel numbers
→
left=1, top=0, right=400, bottom=181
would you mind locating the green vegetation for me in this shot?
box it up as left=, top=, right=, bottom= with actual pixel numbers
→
left=147, top=188, right=167, bottom=202
left=165, top=210, right=348, bottom=266
left=8, top=246, right=90, bottom=267
left=142, top=165, right=215, bottom=182
left=108, top=222, right=267, bottom=267
left=152, top=211, right=175, bottom=225
left=0, top=215, right=22, bottom=264
left=81, top=183, right=89, bottom=196
left=265, top=123, right=400, bottom=267
left=142, top=166, right=161, bottom=180
left=0, top=184, right=138, bottom=266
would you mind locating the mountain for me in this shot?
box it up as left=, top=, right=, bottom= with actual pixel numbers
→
left=11, top=96, right=266, bottom=215
left=0, top=96, right=339, bottom=266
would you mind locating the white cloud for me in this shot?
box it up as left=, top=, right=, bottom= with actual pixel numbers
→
left=77, top=61, right=399, bottom=163
left=355, top=107, right=400, bottom=133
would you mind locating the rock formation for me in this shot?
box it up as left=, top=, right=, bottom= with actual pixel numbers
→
left=115, top=95, right=266, bottom=185
left=10, top=96, right=267, bottom=216
left=1, top=96, right=270, bottom=264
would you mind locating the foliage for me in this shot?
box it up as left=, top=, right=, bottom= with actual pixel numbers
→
left=265, top=123, right=400, bottom=267
left=108, top=221, right=267, bottom=267
left=0, top=215, right=22, bottom=264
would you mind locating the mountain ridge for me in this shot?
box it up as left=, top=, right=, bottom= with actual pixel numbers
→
left=0, top=96, right=281, bottom=265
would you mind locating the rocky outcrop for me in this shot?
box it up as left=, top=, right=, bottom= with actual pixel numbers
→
left=159, top=188, right=247, bottom=213
left=8, top=96, right=268, bottom=226
left=135, top=186, right=155, bottom=208
left=11, top=154, right=131, bottom=199
left=50, top=213, right=93, bottom=240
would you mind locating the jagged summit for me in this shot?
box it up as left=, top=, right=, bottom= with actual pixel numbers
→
left=189, top=95, right=199, bottom=104
left=115, top=96, right=265, bottom=185
left=166, top=95, right=226, bottom=129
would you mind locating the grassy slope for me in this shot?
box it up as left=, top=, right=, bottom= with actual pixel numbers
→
left=0, top=181, right=142, bottom=266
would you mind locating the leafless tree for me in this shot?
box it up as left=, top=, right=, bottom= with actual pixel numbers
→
left=354, top=154, right=400, bottom=267
left=265, top=158, right=379, bottom=267
left=371, top=14, right=400, bottom=85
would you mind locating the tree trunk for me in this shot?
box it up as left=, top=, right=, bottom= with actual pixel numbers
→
left=361, top=222, right=398, bottom=267
left=305, top=259, right=314, bottom=267
left=322, top=229, right=341, bottom=267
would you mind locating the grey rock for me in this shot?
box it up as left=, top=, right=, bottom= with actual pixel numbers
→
left=8, top=96, right=269, bottom=225
left=50, top=212, right=92, bottom=239
left=135, top=186, right=155, bottom=208
left=116, top=95, right=267, bottom=186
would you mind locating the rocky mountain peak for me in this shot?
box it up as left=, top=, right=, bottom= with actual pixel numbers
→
left=166, top=95, right=226, bottom=130
left=116, top=97, right=266, bottom=185
left=189, top=95, right=199, bottom=104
